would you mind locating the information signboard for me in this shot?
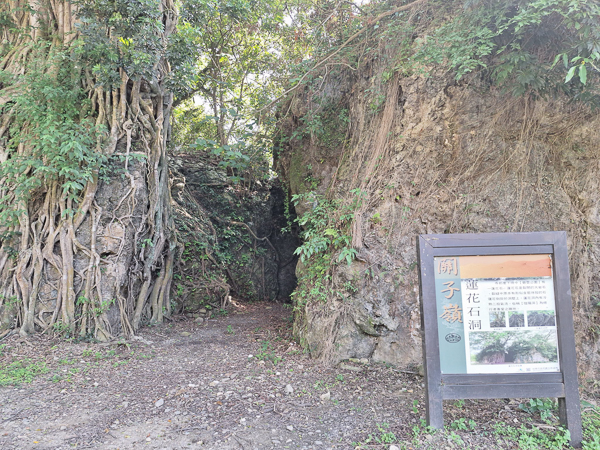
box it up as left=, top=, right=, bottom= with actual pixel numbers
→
left=418, top=232, right=582, bottom=447
left=434, top=254, right=560, bottom=375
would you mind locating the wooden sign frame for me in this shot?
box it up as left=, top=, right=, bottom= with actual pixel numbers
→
left=417, top=231, right=582, bottom=447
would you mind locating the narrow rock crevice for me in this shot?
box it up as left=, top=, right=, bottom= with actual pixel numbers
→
left=169, top=154, right=300, bottom=311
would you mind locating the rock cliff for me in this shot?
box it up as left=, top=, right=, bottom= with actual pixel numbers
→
left=277, top=66, right=600, bottom=388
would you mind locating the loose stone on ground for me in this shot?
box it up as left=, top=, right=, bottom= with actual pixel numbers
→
left=0, top=302, right=549, bottom=449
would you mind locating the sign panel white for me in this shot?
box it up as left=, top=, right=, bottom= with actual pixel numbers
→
left=461, top=275, right=559, bottom=374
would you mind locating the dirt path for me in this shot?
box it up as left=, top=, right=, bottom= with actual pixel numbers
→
left=0, top=303, right=572, bottom=449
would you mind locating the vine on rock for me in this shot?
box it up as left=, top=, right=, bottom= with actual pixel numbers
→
left=290, top=189, right=364, bottom=314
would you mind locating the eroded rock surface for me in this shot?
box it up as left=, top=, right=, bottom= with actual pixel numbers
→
left=277, top=68, right=600, bottom=386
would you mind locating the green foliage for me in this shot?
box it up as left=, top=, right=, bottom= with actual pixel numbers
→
left=558, top=53, right=600, bottom=86
left=0, top=359, right=48, bottom=386
left=288, top=102, right=350, bottom=150
left=449, top=417, right=476, bottom=431
left=191, top=129, right=270, bottom=185
left=299, top=111, right=325, bottom=141
left=170, top=0, right=287, bottom=98
left=290, top=189, right=364, bottom=315
left=167, top=0, right=305, bottom=191
left=0, top=47, right=105, bottom=227
left=77, top=296, right=116, bottom=317
left=453, top=398, right=465, bottom=408
left=170, top=100, right=215, bottom=148
left=373, top=422, right=397, bottom=444
left=292, top=189, right=364, bottom=265
left=352, top=422, right=398, bottom=448
left=255, top=339, right=282, bottom=365
left=493, top=421, right=570, bottom=450
left=583, top=406, right=600, bottom=450
left=519, top=398, right=557, bottom=421
left=52, top=321, right=73, bottom=337
left=414, top=0, right=600, bottom=103
left=75, top=0, right=164, bottom=85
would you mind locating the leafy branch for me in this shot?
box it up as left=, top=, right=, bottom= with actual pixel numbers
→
left=259, top=0, right=428, bottom=112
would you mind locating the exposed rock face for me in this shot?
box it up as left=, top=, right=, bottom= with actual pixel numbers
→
left=277, top=69, right=600, bottom=385
left=0, top=159, right=152, bottom=338
left=85, top=160, right=151, bottom=335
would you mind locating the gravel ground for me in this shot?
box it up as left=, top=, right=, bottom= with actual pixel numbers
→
left=0, top=302, right=589, bottom=449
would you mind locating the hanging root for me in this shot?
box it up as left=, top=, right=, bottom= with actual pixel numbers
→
left=0, top=0, right=177, bottom=340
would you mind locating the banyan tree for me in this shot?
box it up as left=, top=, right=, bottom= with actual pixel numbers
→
left=0, top=0, right=177, bottom=339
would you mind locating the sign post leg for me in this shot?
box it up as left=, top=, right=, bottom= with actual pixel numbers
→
left=422, top=358, right=443, bottom=429
left=558, top=396, right=582, bottom=448
left=424, top=380, right=443, bottom=429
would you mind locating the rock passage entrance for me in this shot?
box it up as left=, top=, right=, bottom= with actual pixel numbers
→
left=170, top=154, right=301, bottom=309
left=1, top=303, right=551, bottom=449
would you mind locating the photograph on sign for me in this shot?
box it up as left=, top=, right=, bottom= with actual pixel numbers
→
left=433, top=254, right=560, bottom=374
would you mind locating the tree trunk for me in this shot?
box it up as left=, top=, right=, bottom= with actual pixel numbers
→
left=0, top=0, right=177, bottom=339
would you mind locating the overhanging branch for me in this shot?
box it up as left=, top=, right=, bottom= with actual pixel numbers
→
left=259, top=0, right=428, bottom=112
